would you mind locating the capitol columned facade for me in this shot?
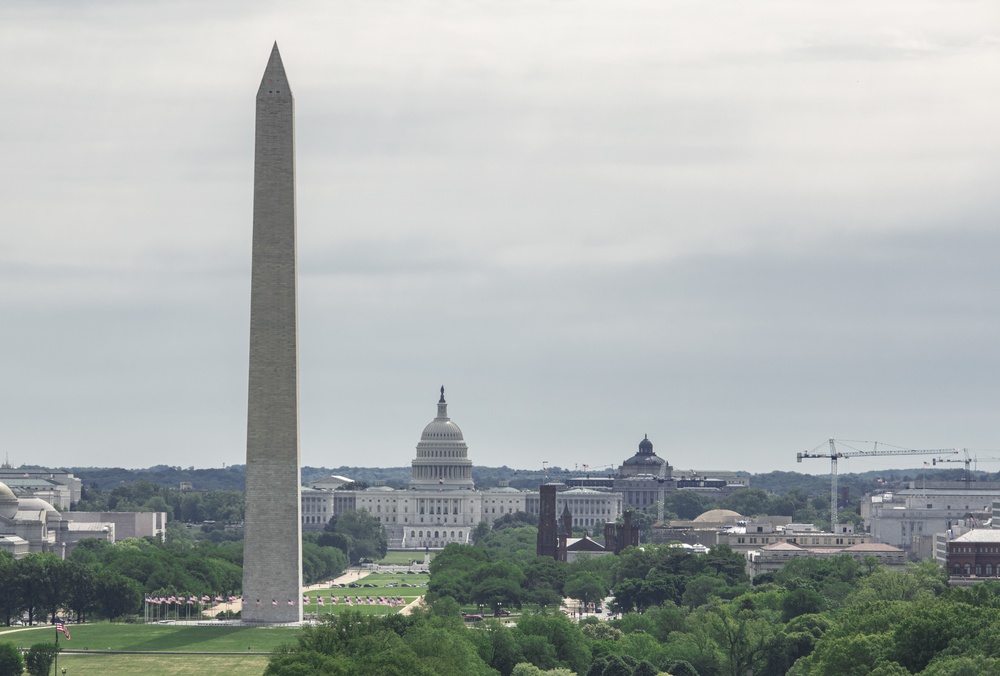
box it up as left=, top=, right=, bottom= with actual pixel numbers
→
left=303, top=388, right=582, bottom=550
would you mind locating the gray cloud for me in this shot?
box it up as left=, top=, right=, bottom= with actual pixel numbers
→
left=1, top=1, right=998, bottom=471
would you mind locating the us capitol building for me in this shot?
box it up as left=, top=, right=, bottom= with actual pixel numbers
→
left=302, top=388, right=625, bottom=549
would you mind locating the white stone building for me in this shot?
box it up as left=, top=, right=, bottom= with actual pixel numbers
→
left=304, top=389, right=542, bottom=549
left=0, top=481, right=125, bottom=558
left=863, top=482, right=1000, bottom=555
left=302, top=389, right=625, bottom=549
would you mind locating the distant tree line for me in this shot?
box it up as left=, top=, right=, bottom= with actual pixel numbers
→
left=0, top=509, right=380, bottom=626
left=75, top=480, right=244, bottom=524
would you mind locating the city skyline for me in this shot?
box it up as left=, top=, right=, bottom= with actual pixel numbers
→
left=1, top=2, right=998, bottom=473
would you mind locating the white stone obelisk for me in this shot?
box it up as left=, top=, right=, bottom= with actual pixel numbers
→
left=242, top=43, right=302, bottom=624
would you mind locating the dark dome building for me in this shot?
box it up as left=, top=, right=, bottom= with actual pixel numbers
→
left=614, top=435, right=677, bottom=511
left=618, top=435, right=673, bottom=479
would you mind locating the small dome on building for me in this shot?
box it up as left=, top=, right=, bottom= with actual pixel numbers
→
left=693, top=509, right=743, bottom=523
left=638, top=434, right=653, bottom=453
left=0, top=482, right=18, bottom=519
left=17, top=496, right=61, bottom=520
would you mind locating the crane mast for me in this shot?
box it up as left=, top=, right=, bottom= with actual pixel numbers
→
left=797, top=439, right=958, bottom=533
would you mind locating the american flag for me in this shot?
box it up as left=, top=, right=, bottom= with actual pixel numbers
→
left=55, top=620, right=70, bottom=640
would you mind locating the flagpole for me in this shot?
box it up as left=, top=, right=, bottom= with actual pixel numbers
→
left=54, top=621, right=59, bottom=675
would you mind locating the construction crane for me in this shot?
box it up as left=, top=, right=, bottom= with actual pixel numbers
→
left=931, top=451, right=1000, bottom=485
left=797, top=439, right=958, bottom=533
left=930, top=449, right=972, bottom=486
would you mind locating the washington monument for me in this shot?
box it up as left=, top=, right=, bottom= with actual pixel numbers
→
left=242, top=43, right=302, bottom=624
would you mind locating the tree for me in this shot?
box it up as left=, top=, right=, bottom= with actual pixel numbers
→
left=96, top=572, right=143, bottom=621
left=13, top=554, right=52, bottom=625
left=599, top=655, right=632, bottom=676
left=471, top=521, right=491, bottom=544
left=0, top=643, right=23, bottom=676
left=63, top=560, right=97, bottom=623
left=471, top=562, right=524, bottom=613
left=473, top=576, right=523, bottom=614
left=682, top=575, right=727, bottom=609
left=710, top=605, right=779, bottom=676
left=581, top=622, right=622, bottom=641
left=632, top=661, right=658, bottom=676
left=333, top=510, right=388, bottom=563
left=24, top=643, right=58, bottom=676
left=40, top=555, right=69, bottom=624
left=564, top=571, right=606, bottom=613
left=493, top=511, right=538, bottom=530
left=663, top=660, right=700, bottom=676
left=471, top=621, right=524, bottom=675
left=515, top=612, right=591, bottom=675
left=665, top=491, right=711, bottom=520
left=0, top=554, right=18, bottom=626
left=781, top=587, right=825, bottom=622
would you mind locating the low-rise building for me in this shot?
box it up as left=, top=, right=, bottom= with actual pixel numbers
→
left=718, top=520, right=871, bottom=557
left=946, top=529, right=1000, bottom=580
left=750, top=541, right=907, bottom=579
left=0, top=482, right=120, bottom=558
left=0, top=465, right=82, bottom=507
left=863, top=482, right=999, bottom=554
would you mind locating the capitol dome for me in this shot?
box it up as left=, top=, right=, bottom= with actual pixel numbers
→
left=0, top=481, right=18, bottom=519
left=410, top=387, right=475, bottom=491
left=420, top=416, right=464, bottom=442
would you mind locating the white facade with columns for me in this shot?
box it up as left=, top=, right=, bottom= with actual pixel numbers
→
left=303, top=388, right=532, bottom=549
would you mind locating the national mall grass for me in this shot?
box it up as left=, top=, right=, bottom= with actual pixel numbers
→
left=0, top=623, right=296, bottom=675
left=304, top=572, right=428, bottom=615
left=0, top=573, right=430, bottom=673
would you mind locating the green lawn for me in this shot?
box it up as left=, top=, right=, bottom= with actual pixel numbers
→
left=0, top=623, right=300, bottom=652
left=303, top=572, right=428, bottom=615
left=0, top=623, right=298, bottom=676
left=40, top=654, right=270, bottom=676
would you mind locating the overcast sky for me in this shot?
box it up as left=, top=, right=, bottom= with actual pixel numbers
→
left=2, top=2, right=998, bottom=475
